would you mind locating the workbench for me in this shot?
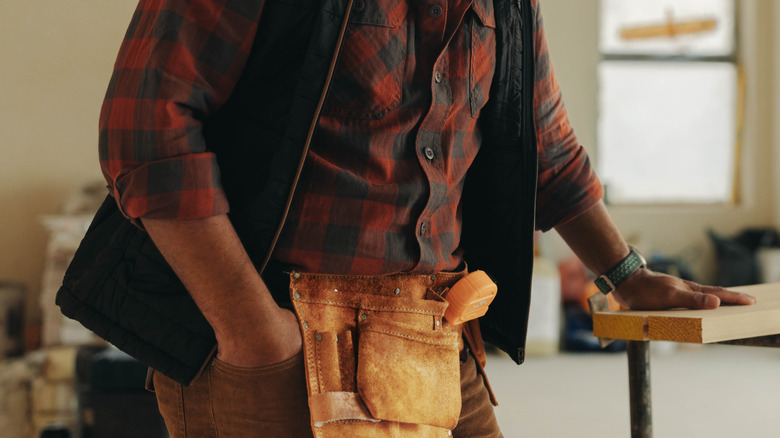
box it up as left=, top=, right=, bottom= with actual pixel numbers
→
left=592, top=283, right=780, bottom=438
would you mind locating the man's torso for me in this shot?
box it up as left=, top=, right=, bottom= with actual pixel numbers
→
left=273, top=0, right=497, bottom=275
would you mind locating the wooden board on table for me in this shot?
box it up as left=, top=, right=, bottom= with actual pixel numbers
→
left=592, top=283, right=780, bottom=343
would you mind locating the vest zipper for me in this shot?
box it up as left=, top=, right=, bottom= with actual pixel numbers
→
left=258, top=0, right=356, bottom=273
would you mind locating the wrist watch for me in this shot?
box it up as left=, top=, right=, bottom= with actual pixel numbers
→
left=594, top=247, right=647, bottom=294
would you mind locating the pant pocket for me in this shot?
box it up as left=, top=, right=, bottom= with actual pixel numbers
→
left=356, top=316, right=461, bottom=429
left=208, top=352, right=312, bottom=437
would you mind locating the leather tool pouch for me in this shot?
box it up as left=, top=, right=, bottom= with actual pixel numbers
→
left=289, top=272, right=463, bottom=438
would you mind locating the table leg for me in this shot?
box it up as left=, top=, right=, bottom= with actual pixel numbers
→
left=627, top=340, right=652, bottom=438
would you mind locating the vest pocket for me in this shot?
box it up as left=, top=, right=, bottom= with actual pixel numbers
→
left=356, top=316, right=461, bottom=429
left=322, top=0, right=408, bottom=120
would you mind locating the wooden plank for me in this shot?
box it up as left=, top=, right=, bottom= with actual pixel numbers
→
left=647, top=315, right=703, bottom=343
left=592, top=283, right=780, bottom=343
left=592, top=313, right=648, bottom=341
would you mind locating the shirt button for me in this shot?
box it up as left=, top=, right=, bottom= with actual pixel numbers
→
left=423, top=147, right=435, bottom=160
left=429, top=4, right=443, bottom=17
left=353, top=0, right=365, bottom=12
left=420, top=222, right=427, bottom=236
left=434, top=71, right=442, bottom=83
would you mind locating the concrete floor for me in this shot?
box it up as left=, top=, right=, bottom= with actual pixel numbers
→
left=488, top=344, right=780, bottom=437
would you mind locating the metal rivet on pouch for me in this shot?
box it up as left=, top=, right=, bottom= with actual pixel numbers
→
left=394, top=288, right=401, bottom=295
left=316, top=333, right=323, bottom=341
left=436, top=320, right=441, bottom=327
left=294, top=292, right=301, bottom=299
left=430, top=274, right=437, bottom=281
left=360, top=314, right=368, bottom=320
left=303, top=322, right=309, bottom=328
left=292, top=272, right=301, bottom=279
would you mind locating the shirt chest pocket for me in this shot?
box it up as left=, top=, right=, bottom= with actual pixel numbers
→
left=322, top=0, right=409, bottom=120
left=469, top=5, right=496, bottom=118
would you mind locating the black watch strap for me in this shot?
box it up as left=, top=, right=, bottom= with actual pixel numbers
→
left=594, top=247, right=647, bottom=294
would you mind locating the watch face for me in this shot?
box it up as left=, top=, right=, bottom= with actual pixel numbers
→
left=595, top=275, right=615, bottom=294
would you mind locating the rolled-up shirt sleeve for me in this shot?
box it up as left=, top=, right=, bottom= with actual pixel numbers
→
left=532, top=0, right=603, bottom=232
left=99, top=0, right=264, bottom=226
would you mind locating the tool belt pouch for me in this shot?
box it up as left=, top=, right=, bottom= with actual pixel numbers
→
left=289, top=273, right=462, bottom=437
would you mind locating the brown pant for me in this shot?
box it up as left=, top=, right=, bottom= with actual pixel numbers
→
left=153, top=349, right=502, bottom=437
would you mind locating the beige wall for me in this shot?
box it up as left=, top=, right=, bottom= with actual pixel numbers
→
left=0, top=1, right=777, bottom=324
left=0, top=2, right=137, bottom=320
left=775, top=1, right=780, bottom=227
left=541, top=0, right=778, bottom=282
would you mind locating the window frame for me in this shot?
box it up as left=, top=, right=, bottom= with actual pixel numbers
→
left=596, top=0, right=742, bottom=206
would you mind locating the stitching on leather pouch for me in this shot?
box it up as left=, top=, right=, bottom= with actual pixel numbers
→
left=292, top=272, right=461, bottom=281
left=314, top=332, right=324, bottom=393
left=303, top=314, right=318, bottom=393
left=295, top=297, right=444, bottom=315
left=362, top=328, right=459, bottom=346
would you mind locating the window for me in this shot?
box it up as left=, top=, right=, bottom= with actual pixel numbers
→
left=597, top=0, right=739, bottom=204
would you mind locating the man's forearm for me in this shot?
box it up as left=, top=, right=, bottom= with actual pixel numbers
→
left=141, top=214, right=301, bottom=366
left=554, top=201, right=630, bottom=276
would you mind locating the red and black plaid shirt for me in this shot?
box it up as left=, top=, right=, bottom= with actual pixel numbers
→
left=100, top=0, right=602, bottom=275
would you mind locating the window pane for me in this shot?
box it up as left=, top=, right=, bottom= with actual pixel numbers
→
left=600, top=0, right=734, bottom=56
left=598, top=61, right=737, bottom=204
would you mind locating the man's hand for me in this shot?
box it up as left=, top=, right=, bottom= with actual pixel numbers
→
left=612, top=268, right=757, bottom=310
left=555, top=201, right=757, bottom=311
left=216, top=307, right=302, bottom=367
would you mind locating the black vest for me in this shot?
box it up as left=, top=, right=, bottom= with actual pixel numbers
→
left=57, top=0, right=538, bottom=385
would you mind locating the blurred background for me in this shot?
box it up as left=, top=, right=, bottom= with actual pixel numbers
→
left=0, top=0, right=778, bottom=437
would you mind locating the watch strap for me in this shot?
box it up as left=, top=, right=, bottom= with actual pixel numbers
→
left=594, top=247, right=646, bottom=294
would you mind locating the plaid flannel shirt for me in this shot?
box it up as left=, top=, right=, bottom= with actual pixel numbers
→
left=100, top=0, right=602, bottom=275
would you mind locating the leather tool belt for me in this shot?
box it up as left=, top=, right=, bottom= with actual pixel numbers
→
left=289, top=269, right=469, bottom=438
